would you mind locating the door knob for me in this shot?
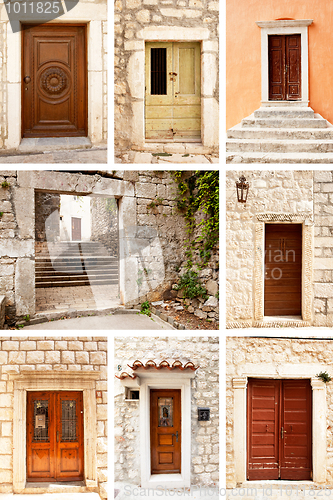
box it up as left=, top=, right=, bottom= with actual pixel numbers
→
left=172, top=431, right=179, bottom=442
left=24, top=76, right=31, bottom=84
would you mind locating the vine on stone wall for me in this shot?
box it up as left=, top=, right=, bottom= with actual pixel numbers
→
left=172, top=170, right=219, bottom=268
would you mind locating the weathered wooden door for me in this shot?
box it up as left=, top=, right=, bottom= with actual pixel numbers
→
left=268, top=35, right=301, bottom=100
left=247, top=379, right=312, bottom=480
left=145, top=42, right=201, bottom=141
left=22, top=25, right=87, bottom=137
left=71, top=217, right=81, bottom=241
left=27, top=391, right=84, bottom=481
left=264, top=224, right=302, bottom=316
left=150, top=389, right=181, bottom=474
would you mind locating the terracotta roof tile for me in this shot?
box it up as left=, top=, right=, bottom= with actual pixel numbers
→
left=115, top=372, right=138, bottom=380
left=128, top=359, right=199, bottom=371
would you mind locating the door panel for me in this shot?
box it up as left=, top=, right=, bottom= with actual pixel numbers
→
left=27, top=391, right=84, bottom=482
left=22, top=24, right=87, bottom=137
left=145, top=42, right=201, bottom=141
left=269, top=35, right=301, bottom=101
left=150, top=389, right=181, bottom=474
left=264, top=224, right=302, bottom=316
left=247, top=379, right=312, bottom=481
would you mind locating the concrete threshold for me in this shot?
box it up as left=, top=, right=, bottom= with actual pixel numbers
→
left=18, top=137, right=92, bottom=152
left=227, top=482, right=330, bottom=499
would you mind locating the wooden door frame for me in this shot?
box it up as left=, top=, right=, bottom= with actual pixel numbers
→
left=10, top=371, right=100, bottom=493
left=232, top=375, right=326, bottom=485
left=138, top=370, right=195, bottom=489
left=256, top=20, right=313, bottom=106
left=254, top=215, right=313, bottom=327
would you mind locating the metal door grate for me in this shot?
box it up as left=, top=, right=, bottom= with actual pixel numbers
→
left=61, top=400, right=77, bottom=442
left=151, top=48, right=167, bottom=95
left=33, top=400, right=49, bottom=442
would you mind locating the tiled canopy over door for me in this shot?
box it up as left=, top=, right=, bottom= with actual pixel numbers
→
left=145, top=42, right=201, bottom=141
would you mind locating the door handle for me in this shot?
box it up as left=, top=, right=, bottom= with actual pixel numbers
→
left=24, top=76, right=31, bottom=84
left=172, top=431, right=179, bottom=442
left=281, top=427, right=286, bottom=439
left=57, top=430, right=59, bottom=442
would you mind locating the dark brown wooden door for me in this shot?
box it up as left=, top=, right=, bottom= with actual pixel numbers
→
left=27, top=391, right=84, bottom=482
left=247, top=379, right=312, bottom=481
left=22, top=25, right=87, bottom=138
left=71, top=217, right=81, bottom=241
left=150, top=389, right=181, bottom=474
left=269, top=35, right=301, bottom=100
left=264, top=224, right=302, bottom=316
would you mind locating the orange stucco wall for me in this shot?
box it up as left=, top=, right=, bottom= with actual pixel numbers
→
left=226, top=0, right=333, bottom=129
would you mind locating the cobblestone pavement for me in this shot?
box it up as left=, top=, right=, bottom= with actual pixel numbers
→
left=115, top=151, right=219, bottom=163
left=36, top=284, right=119, bottom=314
left=0, top=147, right=107, bottom=164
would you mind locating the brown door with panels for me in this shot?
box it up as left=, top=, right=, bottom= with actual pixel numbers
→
left=264, top=224, right=302, bottom=316
left=150, top=389, right=181, bottom=474
left=71, top=217, right=81, bottom=241
left=22, top=24, right=87, bottom=137
left=269, top=35, right=301, bottom=100
left=27, top=391, right=84, bottom=481
left=247, top=379, right=312, bottom=480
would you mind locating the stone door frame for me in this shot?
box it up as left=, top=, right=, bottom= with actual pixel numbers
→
left=13, top=171, right=138, bottom=317
left=138, top=369, right=195, bottom=489
left=10, top=371, right=100, bottom=493
left=254, top=213, right=313, bottom=326
left=5, top=3, right=106, bottom=149
left=256, top=20, right=313, bottom=106
left=125, top=26, right=219, bottom=151
left=232, top=371, right=326, bottom=486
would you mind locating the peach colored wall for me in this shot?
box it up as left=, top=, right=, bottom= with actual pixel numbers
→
left=226, top=0, right=333, bottom=129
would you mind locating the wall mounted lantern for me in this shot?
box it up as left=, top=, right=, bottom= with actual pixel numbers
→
left=198, top=408, right=210, bottom=421
left=236, top=176, right=249, bottom=203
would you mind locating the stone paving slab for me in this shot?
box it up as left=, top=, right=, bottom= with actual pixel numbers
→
left=0, top=495, right=101, bottom=500
left=115, top=151, right=219, bottom=164
left=114, top=483, right=219, bottom=499
left=0, top=148, right=107, bottom=164
left=18, top=137, right=92, bottom=151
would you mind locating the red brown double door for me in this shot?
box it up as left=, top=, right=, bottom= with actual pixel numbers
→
left=247, top=379, right=312, bottom=480
left=269, top=35, right=301, bottom=101
left=27, top=391, right=84, bottom=482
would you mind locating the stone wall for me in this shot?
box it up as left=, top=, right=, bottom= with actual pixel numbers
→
left=0, top=336, right=107, bottom=498
left=91, top=197, right=118, bottom=256
left=35, top=192, right=60, bottom=242
left=114, top=336, right=219, bottom=486
left=226, top=337, right=333, bottom=487
left=102, top=20, right=108, bottom=143
left=313, top=171, right=333, bottom=326
left=114, top=0, right=219, bottom=152
left=226, top=170, right=314, bottom=325
left=0, top=19, right=7, bottom=149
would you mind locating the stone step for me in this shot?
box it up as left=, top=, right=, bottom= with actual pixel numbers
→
left=36, top=278, right=119, bottom=288
left=35, top=256, right=117, bottom=263
left=226, top=138, right=333, bottom=153
left=227, top=125, right=333, bottom=140
left=226, top=152, right=333, bottom=163
left=36, top=273, right=118, bottom=283
left=36, top=269, right=118, bottom=277
left=242, top=113, right=328, bottom=128
left=254, top=106, right=315, bottom=118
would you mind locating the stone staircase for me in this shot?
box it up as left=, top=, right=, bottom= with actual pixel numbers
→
left=35, top=241, right=118, bottom=288
left=226, top=105, right=333, bottom=163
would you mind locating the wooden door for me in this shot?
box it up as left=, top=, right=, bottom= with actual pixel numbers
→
left=71, top=217, right=81, bottom=241
left=150, top=389, right=181, bottom=474
left=264, top=224, right=302, bottom=316
left=27, top=391, right=84, bottom=482
left=22, top=24, right=87, bottom=138
left=247, top=379, right=312, bottom=480
left=268, top=35, right=301, bottom=100
left=145, top=42, right=201, bottom=141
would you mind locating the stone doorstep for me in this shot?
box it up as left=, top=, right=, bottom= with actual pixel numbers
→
left=142, top=143, right=213, bottom=155
left=226, top=152, right=333, bottom=163
left=0, top=494, right=101, bottom=499
left=17, top=137, right=93, bottom=152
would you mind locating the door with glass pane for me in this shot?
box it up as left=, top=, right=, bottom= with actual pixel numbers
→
left=145, top=42, right=201, bottom=141
left=27, top=391, right=84, bottom=481
left=150, top=389, right=181, bottom=474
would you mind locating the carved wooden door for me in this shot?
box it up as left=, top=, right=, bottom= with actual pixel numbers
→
left=71, top=217, right=81, bottom=241
left=150, top=389, right=181, bottom=474
left=264, top=224, right=302, bottom=316
left=268, top=35, right=301, bottom=100
left=247, top=379, right=312, bottom=480
left=22, top=24, right=87, bottom=137
left=145, top=42, right=201, bottom=141
left=27, top=391, right=84, bottom=482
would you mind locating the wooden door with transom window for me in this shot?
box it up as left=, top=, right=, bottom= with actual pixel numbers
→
left=145, top=42, right=201, bottom=141
left=268, top=34, right=301, bottom=101
left=22, top=24, right=87, bottom=137
left=27, top=391, right=84, bottom=482
left=150, top=389, right=181, bottom=474
left=247, top=379, right=312, bottom=480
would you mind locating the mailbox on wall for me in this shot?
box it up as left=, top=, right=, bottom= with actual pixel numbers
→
left=198, top=408, right=210, bottom=421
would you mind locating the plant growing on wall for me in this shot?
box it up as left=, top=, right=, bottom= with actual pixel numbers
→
left=174, top=270, right=208, bottom=299
left=172, top=170, right=219, bottom=267
left=317, top=371, right=332, bottom=383
left=1, top=180, right=10, bottom=188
